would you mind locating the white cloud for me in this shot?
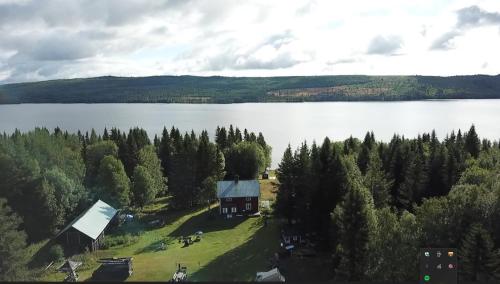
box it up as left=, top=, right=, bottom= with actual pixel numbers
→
left=0, top=0, right=500, bottom=83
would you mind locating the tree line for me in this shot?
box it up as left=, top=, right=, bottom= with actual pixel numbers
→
left=274, top=125, right=500, bottom=282
left=0, top=125, right=270, bottom=280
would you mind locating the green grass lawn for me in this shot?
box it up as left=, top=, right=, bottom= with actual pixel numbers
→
left=37, top=203, right=281, bottom=282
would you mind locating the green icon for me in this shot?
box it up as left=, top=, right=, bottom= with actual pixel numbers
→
left=424, top=275, right=430, bottom=281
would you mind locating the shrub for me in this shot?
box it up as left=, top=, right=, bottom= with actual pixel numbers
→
left=47, top=244, right=65, bottom=262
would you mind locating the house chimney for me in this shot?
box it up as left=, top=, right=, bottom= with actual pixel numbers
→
left=235, top=175, right=239, bottom=184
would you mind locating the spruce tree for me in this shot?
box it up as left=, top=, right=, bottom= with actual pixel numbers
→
left=357, top=136, right=372, bottom=175
left=333, top=184, right=375, bottom=281
left=465, top=125, right=481, bottom=158
left=103, top=127, right=109, bottom=140
left=275, top=145, right=296, bottom=224
left=364, top=150, right=392, bottom=208
left=460, top=223, right=499, bottom=281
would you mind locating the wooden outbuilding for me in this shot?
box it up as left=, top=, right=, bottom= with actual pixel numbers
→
left=54, top=200, right=118, bottom=251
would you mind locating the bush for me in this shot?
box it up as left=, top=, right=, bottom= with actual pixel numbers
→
left=47, top=244, right=65, bottom=262
left=102, top=234, right=139, bottom=249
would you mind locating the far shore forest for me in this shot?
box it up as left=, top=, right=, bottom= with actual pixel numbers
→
left=1, top=74, right=500, bottom=103
left=2, top=124, right=500, bottom=282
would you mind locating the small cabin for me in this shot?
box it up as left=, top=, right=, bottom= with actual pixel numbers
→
left=217, top=176, right=260, bottom=217
left=54, top=200, right=118, bottom=252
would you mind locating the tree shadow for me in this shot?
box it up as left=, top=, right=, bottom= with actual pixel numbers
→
left=189, top=217, right=334, bottom=282
left=189, top=218, right=281, bottom=281
left=278, top=253, right=334, bottom=282
left=134, top=236, right=177, bottom=254
left=168, top=206, right=247, bottom=238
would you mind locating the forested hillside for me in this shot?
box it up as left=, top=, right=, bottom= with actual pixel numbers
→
left=1, top=74, right=500, bottom=103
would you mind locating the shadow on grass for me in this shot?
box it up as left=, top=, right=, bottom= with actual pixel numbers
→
left=28, top=238, right=84, bottom=269
left=134, top=236, right=177, bottom=254
left=168, top=206, right=246, bottom=238
left=189, top=218, right=281, bottom=282
left=279, top=253, right=334, bottom=282
left=28, top=239, right=57, bottom=269
left=108, top=206, right=204, bottom=238
left=86, top=265, right=130, bottom=282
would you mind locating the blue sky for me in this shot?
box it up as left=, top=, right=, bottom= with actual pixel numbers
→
left=0, top=0, right=499, bottom=83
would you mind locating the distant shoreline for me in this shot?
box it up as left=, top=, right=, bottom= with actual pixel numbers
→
left=1, top=74, right=500, bottom=104
left=2, top=98, right=500, bottom=105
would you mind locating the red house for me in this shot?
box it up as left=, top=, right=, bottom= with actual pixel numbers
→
left=217, top=177, right=260, bottom=217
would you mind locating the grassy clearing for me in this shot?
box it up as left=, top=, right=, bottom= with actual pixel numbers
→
left=33, top=177, right=321, bottom=282
left=260, top=170, right=278, bottom=203
left=37, top=203, right=280, bottom=282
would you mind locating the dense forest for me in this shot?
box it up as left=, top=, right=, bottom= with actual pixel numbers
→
left=274, top=125, right=500, bottom=282
left=1, top=74, right=500, bottom=103
left=0, top=125, right=270, bottom=281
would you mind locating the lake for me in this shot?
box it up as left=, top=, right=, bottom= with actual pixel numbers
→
left=1, top=100, right=499, bottom=168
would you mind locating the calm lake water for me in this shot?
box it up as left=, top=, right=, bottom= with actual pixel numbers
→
left=1, top=100, right=500, bottom=168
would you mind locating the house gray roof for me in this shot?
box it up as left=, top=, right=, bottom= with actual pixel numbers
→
left=56, top=200, right=117, bottom=240
left=217, top=180, right=260, bottom=198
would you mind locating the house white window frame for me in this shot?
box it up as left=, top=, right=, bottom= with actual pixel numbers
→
left=245, top=197, right=252, bottom=201
left=246, top=203, right=252, bottom=210
left=222, top=207, right=228, bottom=214
left=231, top=207, right=237, bottom=213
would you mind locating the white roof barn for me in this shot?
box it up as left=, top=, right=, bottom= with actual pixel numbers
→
left=55, top=200, right=118, bottom=251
